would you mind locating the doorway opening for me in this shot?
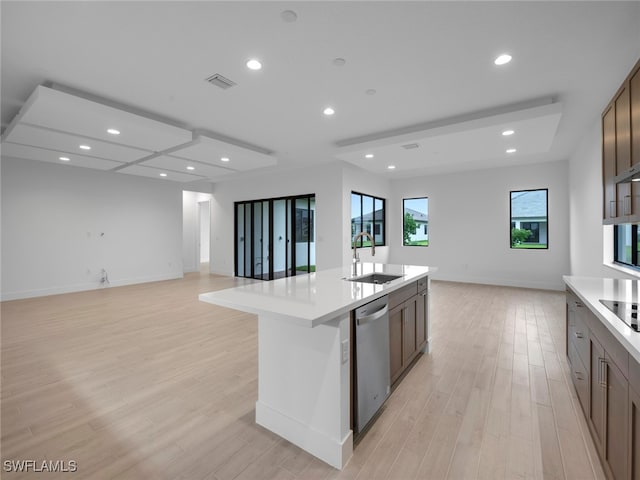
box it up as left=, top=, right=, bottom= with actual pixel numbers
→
left=197, top=200, right=210, bottom=272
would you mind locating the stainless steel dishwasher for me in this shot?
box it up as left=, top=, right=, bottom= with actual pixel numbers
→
left=355, top=295, right=390, bottom=433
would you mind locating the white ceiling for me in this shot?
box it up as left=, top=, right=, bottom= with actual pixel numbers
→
left=1, top=1, right=639, bottom=181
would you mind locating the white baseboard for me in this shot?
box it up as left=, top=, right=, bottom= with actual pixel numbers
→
left=0, top=272, right=183, bottom=301
left=255, top=400, right=352, bottom=470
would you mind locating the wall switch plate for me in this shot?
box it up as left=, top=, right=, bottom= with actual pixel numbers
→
left=341, top=339, right=349, bottom=364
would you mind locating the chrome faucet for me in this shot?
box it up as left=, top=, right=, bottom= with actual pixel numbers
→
left=352, top=231, right=375, bottom=276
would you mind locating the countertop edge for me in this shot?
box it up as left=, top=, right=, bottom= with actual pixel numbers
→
left=200, top=267, right=435, bottom=328
left=563, top=275, right=640, bottom=365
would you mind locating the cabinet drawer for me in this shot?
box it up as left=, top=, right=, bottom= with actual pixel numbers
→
left=568, top=340, right=589, bottom=414
left=568, top=313, right=589, bottom=367
left=389, top=282, right=418, bottom=309
left=417, top=276, right=428, bottom=293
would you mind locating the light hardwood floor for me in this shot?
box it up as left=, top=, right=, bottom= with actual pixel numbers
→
left=1, top=273, right=605, bottom=479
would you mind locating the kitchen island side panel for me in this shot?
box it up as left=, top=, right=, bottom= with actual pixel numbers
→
left=255, top=313, right=352, bottom=469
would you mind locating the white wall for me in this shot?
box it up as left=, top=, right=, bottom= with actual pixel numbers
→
left=200, top=201, right=210, bottom=262
left=1, top=156, right=184, bottom=300
left=210, top=163, right=345, bottom=276
left=182, top=190, right=212, bottom=272
left=568, top=118, right=637, bottom=280
left=388, top=161, right=571, bottom=290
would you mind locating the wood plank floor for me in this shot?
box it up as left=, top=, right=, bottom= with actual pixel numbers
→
left=1, top=272, right=606, bottom=479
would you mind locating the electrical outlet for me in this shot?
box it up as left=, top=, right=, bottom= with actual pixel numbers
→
left=341, top=339, right=349, bottom=364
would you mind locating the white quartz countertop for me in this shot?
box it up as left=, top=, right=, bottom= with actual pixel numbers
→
left=200, top=263, right=437, bottom=327
left=564, top=275, right=640, bottom=364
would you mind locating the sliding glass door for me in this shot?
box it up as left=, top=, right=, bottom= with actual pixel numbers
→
left=235, top=194, right=315, bottom=280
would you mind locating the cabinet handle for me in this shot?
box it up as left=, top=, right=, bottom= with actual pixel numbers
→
left=574, top=331, right=583, bottom=339
left=575, top=371, right=583, bottom=381
left=625, top=195, right=632, bottom=215
left=599, top=357, right=607, bottom=388
left=575, top=301, right=583, bottom=308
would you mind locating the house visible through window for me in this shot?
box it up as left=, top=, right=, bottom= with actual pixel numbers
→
left=403, top=197, right=429, bottom=247
left=351, top=192, right=385, bottom=247
left=510, top=189, right=548, bottom=249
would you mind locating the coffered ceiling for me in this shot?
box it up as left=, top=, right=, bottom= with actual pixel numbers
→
left=1, top=1, right=639, bottom=181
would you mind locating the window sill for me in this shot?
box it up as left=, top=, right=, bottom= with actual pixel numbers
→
left=603, top=261, right=640, bottom=279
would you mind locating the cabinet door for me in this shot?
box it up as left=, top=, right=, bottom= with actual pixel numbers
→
left=616, top=86, right=631, bottom=174
left=630, top=386, right=640, bottom=480
left=617, top=87, right=633, bottom=219
left=632, top=65, right=640, bottom=168
left=603, top=104, right=618, bottom=221
left=402, top=298, right=417, bottom=365
left=416, top=290, right=427, bottom=349
left=590, top=336, right=606, bottom=456
left=605, top=356, right=629, bottom=480
left=389, top=304, right=403, bottom=384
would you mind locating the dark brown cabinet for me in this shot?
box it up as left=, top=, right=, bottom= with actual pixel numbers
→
left=566, top=287, right=633, bottom=480
left=603, top=104, right=618, bottom=221
left=589, top=335, right=607, bottom=454
left=389, top=278, right=428, bottom=386
left=606, top=355, right=629, bottom=480
left=630, top=386, right=640, bottom=480
left=389, top=304, right=403, bottom=383
left=602, top=58, right=640, bottom=224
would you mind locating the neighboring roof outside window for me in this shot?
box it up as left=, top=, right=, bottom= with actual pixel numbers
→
left=354, top=208, right=385, bottom=223
left=511, top=190, right=547, bottom=219
left=404, top=207, right=428, bottom=223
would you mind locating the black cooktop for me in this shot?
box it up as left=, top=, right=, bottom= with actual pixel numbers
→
left=599, top=299, right=640, bottom=332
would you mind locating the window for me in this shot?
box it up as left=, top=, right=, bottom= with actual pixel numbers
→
left=235, top=194, right=315, bottom=280
left=351, top=191, right=385, bottom=247
left=510, top=189, right=548, bottom=249
left=403, top=197, right=429, bottom=247
left=614, top=224, right=638, bottom=267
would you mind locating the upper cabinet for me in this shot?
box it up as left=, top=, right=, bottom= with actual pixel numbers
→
left=603, top=58, right=640, bottom=224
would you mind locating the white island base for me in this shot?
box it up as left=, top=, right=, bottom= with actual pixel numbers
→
left=199, top=263, right=436, bottom=470
left=255, top=313, right=352, bottom=469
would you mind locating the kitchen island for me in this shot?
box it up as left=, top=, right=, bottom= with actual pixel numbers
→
left=199, top=263, right=436, bottom=469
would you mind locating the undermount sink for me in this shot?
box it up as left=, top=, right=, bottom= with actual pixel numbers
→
left=347, top=273, right=402, bottom=284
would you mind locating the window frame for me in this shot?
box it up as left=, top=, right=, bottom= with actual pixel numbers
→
left=402, top=197, right=429, bottom=247
left=613, top=223, right=639, bottom=268
left=351, top=191, right=386, bottom=248
left=509, top=188, right=549, bottom=250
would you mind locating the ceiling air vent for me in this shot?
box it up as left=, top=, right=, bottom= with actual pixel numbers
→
left=401, top=143, right=420, bottom=150
left=205, top=74, right=237, bottom=90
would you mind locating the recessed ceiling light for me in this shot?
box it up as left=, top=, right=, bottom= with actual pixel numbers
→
left=221, top=157, right=230, bottom=162
left=159, top=173, right=168, bottom=177
left=79, top=145, right=91, bottom=150
left=323, top=107, right=335, bottom=116
left=186, top=166, right=195, bottom=171
left=365, top=89, right=377, bottom=95
left=246, top=59, right=262, bottom=70
left=494, top=54, right=512, bottom=66
left=107, top=128, right=120, bottom=135
left=281, top=10, right=297, bottom=22
left=506, top=148, right=517, bottom=154
left=365, top=154, right=374, bottom=159
left=502, top=129, right=515, bottom=136
left=632, top=178, right=640, bottom=182
left=387, top=165, right=396, bottom=170
left=59, top=156, right=70, bottom=162
left=332, top=58, right=346, bottom=67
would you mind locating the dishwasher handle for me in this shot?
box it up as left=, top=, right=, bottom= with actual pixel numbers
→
left=357, top=304, right=389, bottom=326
